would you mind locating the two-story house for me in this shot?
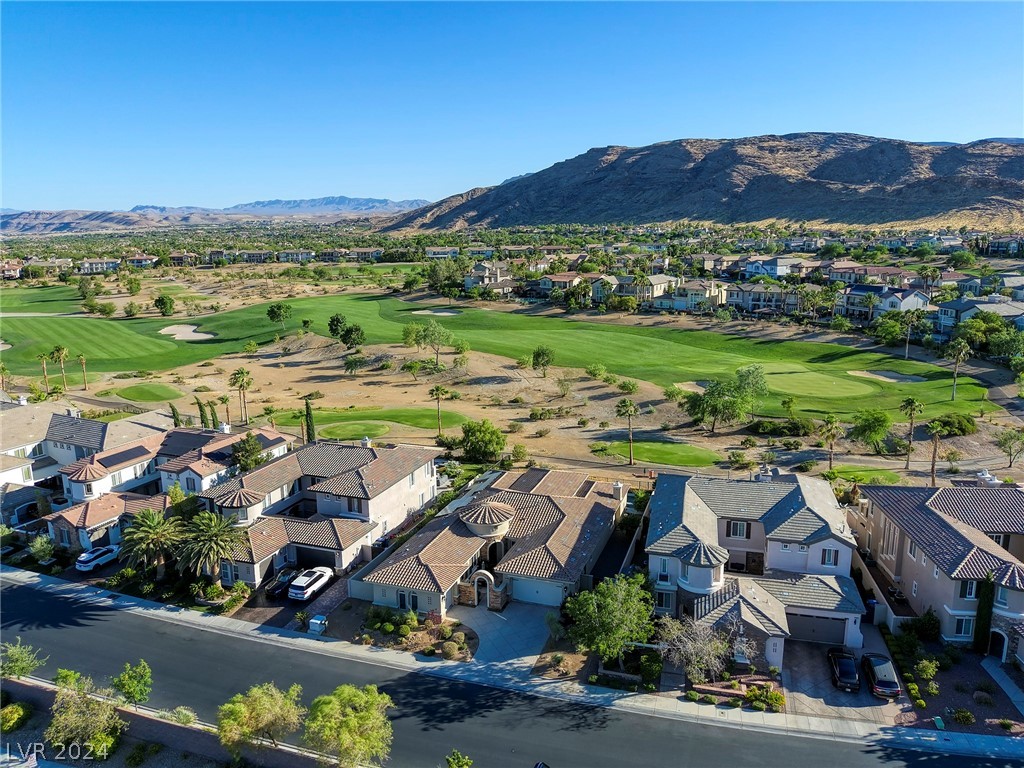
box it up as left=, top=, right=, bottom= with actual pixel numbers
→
left=277, top=250, right=315, bottom=263
left=126, top=255, right=159, bottom=269
left=837, top=285, right=930, bottom=323
left=537, top=272, right=582, bottom=297
left=78, top=258, right=121, bottom=274
left=347, top=247, right=385, bottom=261
left=651, top=280, right=727, bottom=313
left=425, top=247, right=460, bottom=260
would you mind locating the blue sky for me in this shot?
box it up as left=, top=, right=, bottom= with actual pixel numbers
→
left=2, top=2, right=1022, bottom=210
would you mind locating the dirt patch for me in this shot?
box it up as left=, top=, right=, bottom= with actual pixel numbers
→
left=532, top=636, right=593, bottom=682
left=411, top=308, right=462, bottom=316
left=159, top=324, right=214, bottom=341
left=674, top=381, right=705, bottom=393
left=849, top=369, right=925, bottom=384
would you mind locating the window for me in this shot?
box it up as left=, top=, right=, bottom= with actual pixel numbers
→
left=679, top=563, right=689, bottom=583
left=954, top=617, right=975, bottom=637
left=728, top=521, right=749, bottom=539
left=85, top=483, right=93, bottom=496
left=658, top=558, right=670, bottom=584
left=907, top=541, right=917, bottom=560
left=821, top=548, right=839, bottom=567
left=21, top=467, right=31, bottom=483
left=238, top=507, right=248, bottom=522
left=934, top=566, right=939, bottom=579
left=799, top=544, right=808, bottom=552
left=655, top=591, right=673, bottom=610
left=426, top=595, right=432, bottom=606
left=922, top=554, right=928, bottom=567
left=911, top=581, right=918, bottom=597
left=996, top=586, right=1009, bottom=607
left=959, top=581, right=978, bottom=600
left=409, top=472, right=415, bottom=487
left=59, top=528, right=71, bottom=546
left=990, top=533, right=1010, bottom=550
left=348, top=497, right=359, bottom=514
left=186, top=477, right=196, bottom=492
left=781, top=543, right=791, bottom=551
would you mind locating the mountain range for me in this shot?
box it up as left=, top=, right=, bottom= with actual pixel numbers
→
left=384, top=133, right=1024, bottom=231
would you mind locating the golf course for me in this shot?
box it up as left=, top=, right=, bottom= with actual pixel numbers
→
left=0, top=288, right=993, bottom=420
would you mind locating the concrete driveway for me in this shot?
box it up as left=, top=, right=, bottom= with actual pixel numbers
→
left=448, top=602, right=551, bottom=677
left=782, top=636, right=906, bottom=724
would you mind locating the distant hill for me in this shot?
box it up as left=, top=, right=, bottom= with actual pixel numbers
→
left=385, top=133, right=1024, bottom=231
left=222, top=196, right=429, bottom=215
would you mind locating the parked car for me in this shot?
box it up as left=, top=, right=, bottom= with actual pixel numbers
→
left=861, top=653, right=901, bottom=699
left=265, top=567, right=300, bottom=599
left=826, top=648, right=860, bottom=692
left=287, top=567, right=333, bottom=601
left=75, top=545, right=120, bottom=572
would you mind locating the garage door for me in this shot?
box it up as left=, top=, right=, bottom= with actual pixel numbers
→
left=293, top=546, right=336, bottom=569
left=787, top=613, right=846, bottom=644
left=512, top=578, right=564, bottom=606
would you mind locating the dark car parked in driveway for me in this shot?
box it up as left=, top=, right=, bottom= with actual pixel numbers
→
left=264, top=567, right=300, bottom=599
left=826, top=648, right=860, bottom=692
left=861, top=653, right=901, bottom=699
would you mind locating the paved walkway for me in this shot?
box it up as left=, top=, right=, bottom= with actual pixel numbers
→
left=982, top=656, right=1024, bottom=717
left=5, top=565, right=1024, bottom=760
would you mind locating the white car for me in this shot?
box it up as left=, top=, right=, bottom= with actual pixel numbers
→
left=287, top=567, right=333, bottom=601
left=75, top=545, right=120, bottom=572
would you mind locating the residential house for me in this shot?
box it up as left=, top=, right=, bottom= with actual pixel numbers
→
left=355, top=468, right=627, bottom=617
left=499, top=245, right=534, bottom=257
left=837, top=285, right=930, bottom=323
left=638, top=243, right=669, bottom=254
left=537, top=272, right=582, bottom=297
left=126, top=255, right=159, bottom=269
left=743, top=257, right=808, bottom=280
left=158, top=427, right=291, bottom=495
left=851, top=486, right=1024, bottom=661
left=725, top=283, right=817, bottom=316
left=277, top=250, right=315, bottom=263
left=45, top=492, right=172, bottom=553
left=22, top=258, right=73, bottom=276
left=646, top=474, right=863, bottom=668
left=652, top=279, right=727, bottom=313
left=463, top=262, right=516, bottom=297
left=426, top=247, right=460, bottom=259
left=466, top=246, right=495, bottom=258
left=0, top=483, right=41, bottom=527
left=613, top=274, right=678, bottom=306
left=989, top=237, right=1023, bottom=256
left=78, top=258, right=121, bottom=274
left=1, top=260, right=23, bottom=280
left=238, top=251, right=274, bottom=263
left=935, top=296, right=1024, bottom=336
left=317, top=249, right=351, bottom=262
left=168, top=252, right=198, bottom=268
left=0, top=401, right=80, bottom=484
left=347, top=247, right=385, bottom=261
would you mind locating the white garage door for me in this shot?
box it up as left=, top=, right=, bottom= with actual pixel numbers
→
left=513, top=578, right=564, bottom=606
left=787, top=613, right=847, bottom=644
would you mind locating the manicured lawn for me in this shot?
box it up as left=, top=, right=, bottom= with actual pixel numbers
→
left=0, top=285, right=83, bottom=314
left=598, top=440, right=721, bottom=467
left=318, top=421, right=391, bottom=440
left=114, top=383, right=184, bottom=402
left=85, top=411, right=136, bottom=423
left=830, top=465, right=902, bottom=485
left=0, top=293, right=994, bottom=420
left=277, top=406, right=467, bottom=431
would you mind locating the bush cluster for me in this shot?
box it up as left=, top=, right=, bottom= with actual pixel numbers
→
left=748, top=418, right=815, bottom=437
left=743, top=685, right=785, bottom=713
left=442, top=642, right=460, bottom=660
left=0, top=702, right=31, bottom=733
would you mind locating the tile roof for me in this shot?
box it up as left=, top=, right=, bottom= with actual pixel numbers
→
left=45, top=414, right=107, bottom=451
left=0, top=401, right=74, bottom=450
left=46, top=492, right=171, bottom=531
left=363, top=516, right=485, bottom=592
left=861, top=486, right=1024, bottom=588
left=158, top=428, right=286, bottom=478
left=753, top=571, right=865, bottom=614
left=926, top=487, right=1024, bottom=533
left=693, top=578, right=790, bottom=637
left=459, top=500, right=515, bottom=526
left=233, top=514, right=378, bottom=564
left=61, top=428, right=238, bottom=482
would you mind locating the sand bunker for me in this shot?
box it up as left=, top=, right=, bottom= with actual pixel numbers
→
left=849, top=370, right=925, bottom=384
left=0, top=339, right=10, bottom=352
left=674, top=381, right=706, bottom=393
left=412, top=309, right=462, bottom=316
left=159, top=324, right=214, bottom=341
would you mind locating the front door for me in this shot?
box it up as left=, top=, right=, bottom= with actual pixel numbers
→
left=410, top=594, right=419, bottom=612
left=745, top=551, right=764, bottom=575
left=398, top=591, right=407, bottom=610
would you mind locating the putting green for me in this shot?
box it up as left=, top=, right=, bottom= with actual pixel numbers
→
left=766, top=371, right=876, bottom=398
left=830, top=465, right=901, bottom=485
left=601, top=441, right=721, bottom=467
left=319, top=422, right=391, bottom=440
left=277, top=406, right=467, bottom=431
left=116, top=383, right=184, bottom=402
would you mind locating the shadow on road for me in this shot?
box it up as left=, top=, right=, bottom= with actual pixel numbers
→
left=1, top=583, right=113, bottom=631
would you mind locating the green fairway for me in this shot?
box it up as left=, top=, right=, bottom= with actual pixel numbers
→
left=830, top=465, right=902, bottom=485
left=276, top=406, right=467, bottom=431
left=87, top=411, right=137, bottom=423
left=0, top=293, right=994, bottom=420
left=0, top=285, right=83, bottom=314
left=114, top=383, right=184, bottom=402
left=598, top=440, right=721, bottom=467
left=319, top=421, right=391, bottom=440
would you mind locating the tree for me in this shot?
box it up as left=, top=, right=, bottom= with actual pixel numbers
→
left=218, top=394, right=231, bottom=425
left=401, top=321, right=425, bottom=350
left=460, top=419, right=506, bottom=462
left=195, top=395, right=211, bottom=429
left=29, top=535, right=55, bottom=562
left=229, top=367, right=253, bottom=423
left=565, top=572, right=653, bottom=670
left=996, top=428, right=1024, bottom=468
left=344, top=355, right=366, bottom=374
left=46, top=676, right=126, bottom=756
left=328, top=313, right=348, bottom=342
left=617, top=379, right=640, bottom=395
left=111, top=660, right=152, bottom=710
left=0, top=361, right=9, bottom=393
left=849, top=409, right=892, bottom=454
left=176, top=511, right=245, bottom=581
left=445, top=750, right=474, bottom=768
left=429, top=385, right=450, bottom=435
left=305, top=399, right=317, bottom=442
left=615, top=398, right=642, bottom=466
left=734, top=364, right=769, bottom=420
left=780, top=397, right=797, bottom=419
left=973, top=572, right=995, bottom=654
left=943, top=338, right=971, bottom=401
left=119, top=508, right=184, bottom=578
left=898, top=397, right=924, bottom=470
left=683, top=380, right=744, bottom=434
left=37, top=353, right=50, bottom=393
left=556, top=374, right=573, bottom=398
left=304, top=684, right=394, bottom=768
left=340, top=324, right=366, bottom=348
left=267, top=302, right=293, bottom=330
left=419, top=320, right=453, bottom=364
left=401, top=360, right=422, bottom=381
left=97, top=301, right=117, bottom=318
left=531, top=345, right=554, bottom=378
left=655, top=616, right=731, bottom=685
left=218, top=682, right=306, bottom=756
left=123, top=301, right=141, bottom=318
left=243, top=340, right=259, bottom=357
left=0, top=637, right=48, bottom=678
left=662, top=385, right=684, bottom=403
left=168, top=402, right=183, bottom=427
left=123, top=275, right=142, bottom=296
left=154, top=294, right=175, bottom=316
left=50, top=345, right=70, bottom=390
left=926, top=419, right=950, bottom=487
left=232, top=431, right=268, bottom=472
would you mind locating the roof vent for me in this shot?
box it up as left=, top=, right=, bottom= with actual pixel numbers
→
left=361, top=437, right=372, bottom=448
left=17, top=395, right=28, bottom=406
left=220, top=423, right=231, bottom=434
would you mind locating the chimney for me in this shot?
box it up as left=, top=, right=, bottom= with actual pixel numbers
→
left=17, top=395, right=28, bottom=406
left=612, top=480, right=625, bottom=502
left=361, top=436, right=372, bottom=448
left=219, top=423, right=231, bottom=434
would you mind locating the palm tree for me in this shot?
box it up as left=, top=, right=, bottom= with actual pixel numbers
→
left=861, top=292, right=881, bottom=323
left=49, top=345, right=69, bottom=390
left=36, top=354, right=50, bottom=393
left=0, top=362, right=9, bottom=394
left=944, top=338, right=971, bottom=401
left=615, top=398, right=641, bottom=466
left=817, top=414, right=845, bottom=470
left=176, top=511, right=245, bottom=583
left=926, top=420, right=950, bottom=487
left=77, top=353, right=88, bottom=391
left=428, top=385, right=450, bottom=436
left=898, top=397, right=924, bottom=470
left=119, top=509, right=184, bottom=579
left=218, top=394, right=231, bottom=425
left=900, top=309, right=927, bottom=361
left=228, top=368, right=253, bottom=424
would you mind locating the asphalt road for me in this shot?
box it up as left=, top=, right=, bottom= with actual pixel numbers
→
left=1, top=582, right=1016, bottom=768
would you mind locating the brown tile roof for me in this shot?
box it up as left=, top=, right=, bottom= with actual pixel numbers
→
left=158, top=428, right=287, bottom=478
left=363, top=516, right=484, bottom=592
left=233, top=514, right=378, bottom=564
left=459, top=500, right=515, bottom=526
left=306, top=444, right=441, bottom=499
left=46, top=492, right=171, bottom=531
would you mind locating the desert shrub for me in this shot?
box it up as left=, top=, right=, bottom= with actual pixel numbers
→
left=781, top=439, right=802, bottom=451
left=740, top=436, right=758, bottom=449
left=952, top=708, right=976, bottom=725
left=85, top=731, right=118, bottom=759
left=169, top=706, right=196, bottom=725
left=926, top=681, right=940, bottom=697
left=730, top=680, right=740, bottom=690
left=914, top=659, right=938, bottom=681
left=508, top=422, right=524, bottom=434
left=973, top=691, right=995, bottom=707
left=750, top=701, right=767, bottom=711
left=685, top=690, right=700, bottom=702
left=578, top=418, right=590, bottom=428
left=535, top=428, right=551, bottom=438
left=744, top=685, right=785, bottom=712
left=397, top=625, right=411, bottom=638
left=0, top=702, right=31, bottom=733
left=906, top=683, right=920, bottom=699
left=905, top=608, right=941, bottom=642
left=914, top=699, right=927, bottom=709
left=749, top=418, right=815, bottom=437
left=699, top=694, right=716, bottom=705
left=451, top=631, right=466, bottom=645
left=382, top=623, right=395, bottom=635
left=402, top=609, right=417, bottom=628
left=999, top=719, right=1014, bottom=731
left=442, top=642, right=459, bottom=660
left=588, top=674, right=599, bottom=685
left=929, top=412, right=976, bottom=436
left=794, top=459, right=818, bottom=473
left=726, top=697, right=742, bottom=708
left=361, top=634, right=372, bottom=645
left=438, top=624, right=453, bottom=640
left=976, top=680, right=997, bottom=695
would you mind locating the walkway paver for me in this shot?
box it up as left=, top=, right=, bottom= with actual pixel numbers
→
left=4, top=564, right=1023, bottom=760
left=982, top=656, right=1024, bottom=717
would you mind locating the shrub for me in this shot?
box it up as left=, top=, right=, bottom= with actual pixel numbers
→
left=781, top=439, right=802, bottom=451
left=361, top=634, right=373, bottom=645
left=914, top=659, right=938, bottom=681
left=750, top=701, right=767, bottom=711
left=699, top=694, right=716, bottom=704
left=952, top=708, right=976, bottom=725
left=740, top=436, right=758, bottom=449
left=588, top=674, right=599, bottom=685
left=999, top=719, right=1014, bottom=731
left=906, top=683, right=920, bottom=699
left=944, top=644, right=964, bottom=664
left=914, top=699, right=927, bottom=709
left=926, top=681, right=940, bottom=697
left=640, top=652, right=664, bottom=684
left=730, top=680, right=740, bottom=690
left=438, top=625, right=453, bottom=640
left=442, top=642, right=459, bottom=660
left=578, top=418, right=590, bottom=428
left=749, top=418, right=815, bottom=437
left=726, top=697, right=742, bottom=708
left=535, top=428, right=551, bottom=438
left=85, top=731, right=118, bottom=759
left=954, top=681, right=970, bottom=694
left=169, top=706, right=196, bottom=725
left=685, top=690, right=700, bottom=702
left=398, top=625, right=411, bottom=638
left=934, top=653, right=953, bottom=671
left=905, top=608, right=941, bottom=642
left=0, top=702, right=31, bottom=733
left=422, top=646, right=436, bottom=656
left=508, top=422, right=524, bottom=434
left=973, top=691, right=995, bottom=707
left=382, top=623, right=395, bottom=635
left=903, top=672, right=915, bottom=683
left=402, top=609, right=418, bottom=628
left=930, top=412, right=976, bottom=436
left=126, top=743, right=148, bottom=767
left=976, top=680, right=997, bottom=695
left=451, top=631, right=466, bottom=645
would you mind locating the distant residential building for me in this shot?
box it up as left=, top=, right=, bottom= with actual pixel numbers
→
left=277, top=250, right=315, bottom=263
left=168, top=251, right=198, bottom=267
left=126, top=254, right=159, bottom=269
left=537, top=272, right=583, bottom=296
left=1, top=260, right=23, bottom=280
left=78, top=258, right=121, bottom=274
left=238, top=251, right=274, bottom=263
left=837, top=285, right=930, bottom=323
left=651, top=279, right=727, bottom=312
left=317, top=249, right=352, bottom=262
left=348, top=247, right=385, bottom=261
left=466, top=246, right=495, bottom=258
left=425, top=247, right=460, bottom=259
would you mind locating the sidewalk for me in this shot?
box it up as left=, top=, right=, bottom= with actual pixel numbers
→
left=5, top=565, right=1024, bottom=760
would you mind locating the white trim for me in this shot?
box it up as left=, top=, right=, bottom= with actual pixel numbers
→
left=942, top=605, right=977, bottom=617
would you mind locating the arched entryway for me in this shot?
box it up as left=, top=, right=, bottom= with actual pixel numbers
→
left=486, top=541, right=504, bottom=567
left=475, top=576, right=489, bottom=605
left=990, top=630, right=1008, bottom=662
